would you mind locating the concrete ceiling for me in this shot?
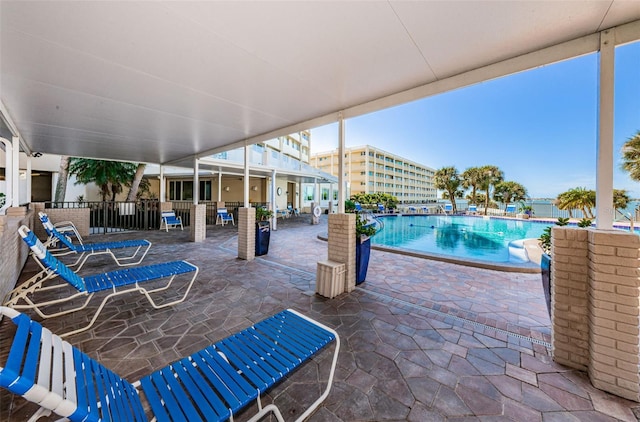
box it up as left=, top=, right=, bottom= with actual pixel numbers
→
left=1, top=1, right=639, bottom=166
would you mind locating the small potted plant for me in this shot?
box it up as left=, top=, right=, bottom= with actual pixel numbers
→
left=518, top=204, right=534, bottom=219
left=255, top=207, right=273, bottom=256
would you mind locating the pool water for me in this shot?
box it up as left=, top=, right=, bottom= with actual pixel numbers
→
left=372, top=215, right=548, bottom=263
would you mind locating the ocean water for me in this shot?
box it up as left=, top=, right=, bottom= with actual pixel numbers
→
left=436, top=199, right=640, bottom=221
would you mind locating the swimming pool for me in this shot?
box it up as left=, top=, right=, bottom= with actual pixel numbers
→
left=372, top=215, right=547, bottom=266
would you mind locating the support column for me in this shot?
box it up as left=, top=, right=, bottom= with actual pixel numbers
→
left=552, top=227, right=590, bottom=370
left=238, top=207, right=256, bottom=261
left=588, top=229, right=640, bottom=401
left=338, top=112, right=345, bottom=213
left=595, top=29, right=615, bottom=230
left=193, top=158, right=199, bottom=206
left=243, top=146, right=250, bottom=207
left=11, top=136, right=19, bottom=207
left=328, top=213, right=356, bottom=292
left=190, top=204, right=206, bottom=242
left=218, top=170, right=223, bottom=202
left=159, top=165, right=165, bottom=202
left=271, top=170, right=277, bottom=231
left=26, top=156, right=32, bottom=204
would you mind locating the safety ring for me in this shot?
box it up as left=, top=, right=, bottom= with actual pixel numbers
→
left=313, top=206, right=322, bottom=217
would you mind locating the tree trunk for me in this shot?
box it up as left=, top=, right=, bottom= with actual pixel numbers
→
left=54, top=155, right=70, bottom=203
left=126, top=163, right=146, bottom=202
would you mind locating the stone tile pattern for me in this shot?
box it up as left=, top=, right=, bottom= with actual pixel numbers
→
left=190, top=204, right=206, bottom=242
left=3, top=215, right=639, bottom=421
left=237, top=207, right=255, bottom=261
left=553, top=226, right=640, bottom=403
left=328, top=213, right=355, bottom=293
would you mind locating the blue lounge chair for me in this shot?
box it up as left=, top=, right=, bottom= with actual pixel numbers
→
left=377, top=203, right=385, bottom=213
left=160, top=211, right=183, bottom=231
left=37, top=212, right=84, bottom=250
left=216, top=207, right=235, bottom=226
left=468, top=205, right=478, bottom=214
left=39, top=212, right=151, bottom=269
left=506, top=204, right=517, bottom=215
left=8, top=225, right=198, bottom=337
left=0, top=306, right=339, bottom=422
left=444, top=203, right=453, bottom=214
left=408, top=206, right=417, bottom=213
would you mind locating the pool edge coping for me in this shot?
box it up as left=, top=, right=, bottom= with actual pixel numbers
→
left=316, top=233, right=541, bottom=274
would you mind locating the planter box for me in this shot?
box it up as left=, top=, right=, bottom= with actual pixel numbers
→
left=355, top=236, right=371, bottom=285
left=541, top=253, right=552, bottom=317
left=255, top=221, right=270, bottom=256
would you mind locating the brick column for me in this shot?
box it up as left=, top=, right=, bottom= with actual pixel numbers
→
left=160, top=202, right=174, bottom=213
left=328, top=213, right=355, bottom=292
left=238, top=207, right=256, bottom=261
left=588, top=229, right=640, bottom=401
left=552, top=226, right=590, bottom=370
left=190, top=204, right=206, bottom=242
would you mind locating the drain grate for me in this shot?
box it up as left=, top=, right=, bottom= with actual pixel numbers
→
left=360, top=288, right=552, bottom=348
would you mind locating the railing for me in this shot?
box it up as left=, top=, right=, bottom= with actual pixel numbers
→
left=170, top=201, right=269, bottom=226
left=45, top=200, right=161, bottom=234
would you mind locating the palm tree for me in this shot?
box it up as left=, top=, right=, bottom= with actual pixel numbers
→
left=556, top=187, right=595, bottom=219
left=125, top=163, right=147, bottom=202
left=613, top=189, right=630, bottom=215
left=434, top=166, right=462, bottom=213
left=461, top=167, right=484, bottom=205
left=493, top=181, right=527, bottom=211
left=69, top=158, right=138, bottom=201
left=478, top=165, right=504, bottom=215
left=54, top=155, right=70, bottom=204
left=621, top=130, right=640, bottom=181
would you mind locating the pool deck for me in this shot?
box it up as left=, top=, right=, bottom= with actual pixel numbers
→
left=2, top=214, right=639, bottom=421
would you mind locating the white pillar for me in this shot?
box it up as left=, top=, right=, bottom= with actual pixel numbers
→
left=26, top=155, right=32, bottom=203
left=0, top=137, right=12, bottom=212
left=218, top=170, right=223, bottom=202
left=193, top=158, right=199, bottom=205
left=159, top=165, right=165, bottom=202
left=271, top=169, right=277, bottom=230
left=11, top=136, right=19, bottom=207
left=243, top=145, right=250, bottom=207
left=338, top=112, right=345, bottom=213
left=596, top=29, right=615, bottom=230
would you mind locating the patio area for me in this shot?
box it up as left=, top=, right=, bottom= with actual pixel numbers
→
left=2, top=214, right=639, bottom=421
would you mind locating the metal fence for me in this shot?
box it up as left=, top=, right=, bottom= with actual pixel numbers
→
left=45, top=200, right=161, bottom=234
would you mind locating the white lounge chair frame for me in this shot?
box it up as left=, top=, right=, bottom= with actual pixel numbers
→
left=160, top=211, right=183, bottom=231
left=0, top=307, right=340, bottom=422
left=6, top=226, right=198, bottom=337
left=215, top=207, right=235, bottom=226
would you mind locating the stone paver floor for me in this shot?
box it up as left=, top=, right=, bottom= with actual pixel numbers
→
left=2, top=214, right=639, bottom=421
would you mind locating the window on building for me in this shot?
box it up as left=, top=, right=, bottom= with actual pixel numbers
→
left=304, top=185, right=314, bottom=201
left=322, top=188, right=329, bottom=201
left=200, top=180, right=212, bottom=201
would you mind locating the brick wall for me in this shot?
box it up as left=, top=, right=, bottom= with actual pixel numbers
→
left=31, top=203, right=90, bottom=240
left=190, top=204, right=206, bottom=242
left=238, top=208, right=256, bottom=261
left=587, top=230, right=640, bottom=401
left=552, top=226, right=640, bottom=402
left=552, top=226, right=590, bottom=370
left=328, top=213, right=356, bottom=292
left=0, top=210, right=34, bottom=300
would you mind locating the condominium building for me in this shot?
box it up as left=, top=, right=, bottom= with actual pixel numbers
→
left=310, top=145, right=437, bottom=204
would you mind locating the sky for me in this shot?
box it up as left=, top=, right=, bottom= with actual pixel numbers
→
left=310, top=41, right=640, bottom=199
